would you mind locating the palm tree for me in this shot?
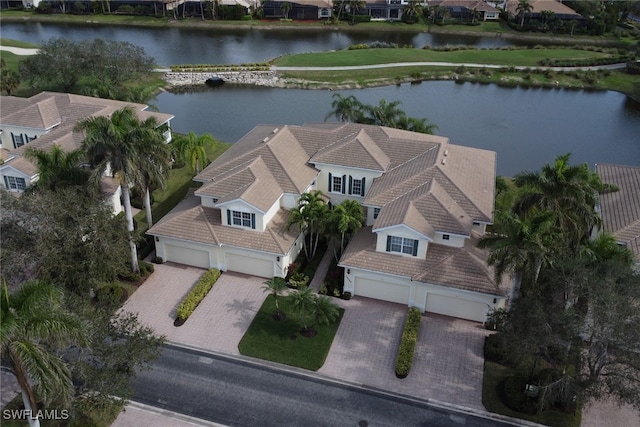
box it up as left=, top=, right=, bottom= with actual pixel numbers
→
left=469, top=7, right=480, bottom=23
left=23, top=145, right=89, bottom=191
left=440, top=7, right=450, bottom=24
left=172, top=131, right=216, bottom=175
left=262, top=277, right=288, bottom=314
left=396, top=115, right=438, bottom=135
left=402, top=0, right=423, bottom=23
left=312, top=295, right=340, bottom=328
left=335, top=0, right=347, bottom=22
left=513, top=153, right=612, bottom=249
left=135, top=120, right=172, bottom=227
left=281, top=1, right=291, bottom=19
left=290, top=286, right=315, bottom=331
left=1, top=280, right=88, bottom=427
left=330, top=199, right=364, bottom=257
left=74, top=106, right=147, bottom=273
left=287, top=191, right=328, bottom=261
left=429, top=5, right=441, bottom=24
left=365, top=99, right=405, bottom=128
left=516, top=0, right=533, bottom=28
left=325, top=93, right=365, bottom=123
left=348, top=0, right=366, bottom=25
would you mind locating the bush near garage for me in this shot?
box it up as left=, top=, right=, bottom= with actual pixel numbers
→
left=176, top=268, right=221, bottom=322
left=395, top=306, right=422, bottom=378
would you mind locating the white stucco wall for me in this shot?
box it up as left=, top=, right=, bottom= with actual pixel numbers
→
left=0, top=165, right=35, bottom=192
left=432, top=232, right=466, bottom=248
left=313, top=164, right=382, bottom=204
left=374, top=226, right=429, bottom=258
left=0, top=125, right=47, bottom=150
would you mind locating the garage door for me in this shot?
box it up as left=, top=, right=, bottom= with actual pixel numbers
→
left=425, top=294, right=488, bottom=322
left=164, top=245, right=210, bottom=269
left=354, top=277, right=410, bottom=305
left=226, top=254, right=274, bottom=278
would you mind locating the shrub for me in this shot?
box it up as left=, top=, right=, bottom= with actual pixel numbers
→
left=342, top=291, right=352, bottom=300
left=117, top=4, right=134, bottom=14
left=289, top=272, right=310, bottom=289
left=96, top=283, right=127, bottom=307
left=139, top=260, right=155, bottom=275
left=176, top=269, right=222, bottom=321
left=484, top=332, right=509, bottom=364
left=152, top=256, right=164, bottom=264
left=503, top=374, right=538, bottom=414
left=395, top=307, right=422, bottom=378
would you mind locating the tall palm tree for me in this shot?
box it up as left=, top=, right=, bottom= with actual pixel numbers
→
left=74, top=106, right=147, bottom=273
left=348, top=0, right=366, bottom=25
left=402, top=0, right=423, bottom=23
left=281, top=1, right=291, bottom=19
left=330, top=199, right=364, bottom=257
left=135, top=120, right=172, bottom=227
left=325, top=93, right=365, bottom=123
left=365, top=99, right=405, bottom=127
left=1, top=280, right=88, bottom=427
left=23, top=145, right=89, bottom=191
left=262, top=277, right=288, bottom=314
left=516, top=0, right=533, bottom=28
left=287, top=191, right=328, bottom=261
left=396, top=115, right=438, bottom=135
left=513, top=153, right=611, bottom=249
left=172, top=131, right=216, bottom=175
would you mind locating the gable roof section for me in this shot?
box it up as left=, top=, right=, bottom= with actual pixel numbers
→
left=0, top=157, right=38, bottom=178
left=596, top=163, right=640, bottom=262
left=341, top=227, right=506, bottom=296
left=148, top=191, right=299, bottom=255
left=430, top=0, right=499, bottom=13
left=310, top=129, right=391, bottom=172
left=0, top=97, right=61, bottom=130
left=505, top=0, right=581, bottom=17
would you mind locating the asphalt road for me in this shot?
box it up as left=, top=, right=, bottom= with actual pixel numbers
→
left=132, top=345, right=522, bottom=427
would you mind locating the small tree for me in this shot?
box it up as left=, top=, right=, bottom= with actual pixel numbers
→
left=290, top=286, right=315, bottom=332
left=262, top=277, right=288, bottom=317
left=172, top=131, right=216, bottom=175
left=281, top=1, right=291, bottom=18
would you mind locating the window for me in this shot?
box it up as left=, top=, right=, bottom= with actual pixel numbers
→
left=349, top=176, right=366, bottom=197
left=373, top=208, right=381, bottom=219
left=11, top=133, right=25, bottom=149
left=212, top=197, right=219, bottom=203
left=320, top=8, right=329, bottom=17
left=386, top=235, right=418, bottom=256
left=4, top=176, right=26, bottom=191
left=227, top=210, right=256, bottom=229
left=442, top=234, right=450, bottom=241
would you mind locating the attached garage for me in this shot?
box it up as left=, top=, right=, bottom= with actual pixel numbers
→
left=354, top=277, right=410, bottom=305
left=425, top=293, right=488, bottom=323
left=164, top=245, right=210, bottom=269
left=225, top=253, right=274, bottom=278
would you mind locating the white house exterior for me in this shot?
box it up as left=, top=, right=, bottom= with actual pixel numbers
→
left=0, top=92, right=174, bottom=212
left=148, top=123, right=508, bottom=322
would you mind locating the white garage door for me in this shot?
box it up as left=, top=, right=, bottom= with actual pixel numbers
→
left=226, top=254, right=274, bottom=278
left=354, top=277, right=410, bottom=305
left=425, top=294, right=488, bottom=322
left=165, top=245, right=210, bottom=269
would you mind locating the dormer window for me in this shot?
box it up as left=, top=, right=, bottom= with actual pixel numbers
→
left=386, top=236, right=418, bottom=256
left=11, top=133, right=25, bottom=149
left=227, top=210, right=256, bottom=229
left=442, top=234, right=450, bottom=240
left=3, top=176, right=26, bottom=191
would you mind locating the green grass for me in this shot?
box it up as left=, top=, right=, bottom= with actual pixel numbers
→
left=1, top=38, right=39, bottom=48
left=134, top=140, right=231, bottom=232
left=273, top=47, right=614, bottom=68
left=483, top=361, right=582, bottom=427
left=238, top=294, right=344, bottom=371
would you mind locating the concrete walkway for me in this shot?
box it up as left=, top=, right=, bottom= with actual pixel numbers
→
left=0, top=46, right=38, bottom=55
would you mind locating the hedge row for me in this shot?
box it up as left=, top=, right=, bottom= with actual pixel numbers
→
left=170, top=62, right=269, bottom=71
left=395, top=306, right=422, bottom=378
left=176, top=269, right=221, bottom=321
left=539, top=55, right=634, bottom=67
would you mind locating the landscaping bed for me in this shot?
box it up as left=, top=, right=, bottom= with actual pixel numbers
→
left=238, top=294, right=343, bottom=371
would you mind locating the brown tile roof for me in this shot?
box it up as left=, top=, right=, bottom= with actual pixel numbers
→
left=597, top=164, right=640, bottom=262
left=1, top=155, right=38, bottom=177
left=340, top=227, right=507, bottom=296
left=430, top=0, right=499, bottom=13
left=311, top=129, right=391, bottom=172
left=148, top=191, right=299, bottom=255
left=505, top=0, right=581, bottom=17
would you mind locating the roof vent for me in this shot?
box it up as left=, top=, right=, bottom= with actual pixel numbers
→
left=272, top=127, right=279, bottom=134
left=441, top=158, right=446, bottom=165
left=262, top=137, right=269, bottom=143
left=444, top=149, right=449, bottom=156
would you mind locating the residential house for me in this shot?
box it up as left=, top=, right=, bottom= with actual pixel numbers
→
left=148, top=123, right=508, bottom=322
left=596, top=164, right=640, bottom=267
left=429, top=0, right=500, bottom=22
left=505, top=0, right=582, bottom=22
left=261, top=0, right=332, bottom=20
left=0, top=92, right=174, bottom=212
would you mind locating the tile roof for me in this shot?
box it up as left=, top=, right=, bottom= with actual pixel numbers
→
left=148, top=191, right=299, bottom=255
left=311, top=129, right=391, bottom=171
left=430, top=0, right=499, bottom=13
left=340, top=227, right=507, bottom=296
left=596, top=164, right=640, bottom=262
left=505, top=0, right=581, bottom=17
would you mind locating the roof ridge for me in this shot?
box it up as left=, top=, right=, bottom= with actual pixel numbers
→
left=264, top=134, right=302, bottom=192
left=434, top=165, right=487, bottom=221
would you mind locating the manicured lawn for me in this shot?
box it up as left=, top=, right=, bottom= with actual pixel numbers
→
left=483, top=361, right=582, bottom=427
left=238, top=294, right=344, bottom=371
left=0, top=38, right=39, bottom=48
left=273, top=48, right=613, bottom=68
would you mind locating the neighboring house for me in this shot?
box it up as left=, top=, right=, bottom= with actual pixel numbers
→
left=148, top=123, right=508, bottom=322
left=0, top=92, right=174, bottom=213
left=262, top=0, right=333, bottom=19
left=596, top=164, right=640, bottom=267
left=504, top=0, right=582, bottom=21
left=429, top=0, right=500, bottom=21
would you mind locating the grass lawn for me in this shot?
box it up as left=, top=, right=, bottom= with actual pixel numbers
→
left=238, top=294, right=344, bottom=371
left=273, top=47, right=614, bottom=68
left=483, top=361, right=582, bottom=427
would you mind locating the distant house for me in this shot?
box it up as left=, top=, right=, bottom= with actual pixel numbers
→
left=596, top=164, right=640, bottom=267
left=261, top=0, right=332, bottom=20
left=148, top=123, right=509, bottom=322
left=429, top=0, right=500, bottom=21
left=504, top=0, right=582, bottom=22
left=0, top=92, right=174, bottom=213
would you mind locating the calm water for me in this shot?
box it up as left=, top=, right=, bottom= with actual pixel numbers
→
left=2, top=22, right=529, bottom=66
left=3, top=22, right=639, bottom=175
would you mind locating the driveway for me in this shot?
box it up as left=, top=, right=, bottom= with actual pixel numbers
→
left=121, top=263, right=488, bottom=410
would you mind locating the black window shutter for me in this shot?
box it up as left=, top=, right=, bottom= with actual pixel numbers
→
left=3, top=176, right=8, bottom=188
left=328, top=173, right=332, bottom=192
left=412, top=239, right=419, bottom=256
left=226, top=210, right=231, bottom=225
left=342, top=174, right=346, bottom=194
left=251, top=213, right=256, bottom=229
left=386, top=235, right=391, bottom=252
left=348, top=176, right=353, bottom=195
left=361, top=177, right=366, bottom=196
